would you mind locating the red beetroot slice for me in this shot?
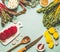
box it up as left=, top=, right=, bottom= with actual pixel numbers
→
left=12, top=27, right=17, bottom=34
left=8, top=26, right=17, bottom=35
left=0, top=32, right=7, bottom=40
left=3, top=29, right=11, bottom=38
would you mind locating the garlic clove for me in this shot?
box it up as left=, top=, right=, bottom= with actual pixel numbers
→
left=55, top=41, right=59, bottom=46
left=12, top=40, right=16, bottom=45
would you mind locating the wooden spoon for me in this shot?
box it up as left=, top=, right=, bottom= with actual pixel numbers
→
left=7, top=36, right=30, bottom=52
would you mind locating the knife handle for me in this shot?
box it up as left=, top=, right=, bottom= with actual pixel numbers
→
left=18, top=47, right=27, bottom=52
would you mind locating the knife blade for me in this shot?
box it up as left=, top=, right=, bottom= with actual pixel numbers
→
left=18, top=35, right=43, bottom=52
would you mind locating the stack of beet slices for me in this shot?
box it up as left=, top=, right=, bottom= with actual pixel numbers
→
left=0, top=26, right=17, bottom=41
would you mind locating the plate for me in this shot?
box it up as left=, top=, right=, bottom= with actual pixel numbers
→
left=0, top=22, right=22, bottom=45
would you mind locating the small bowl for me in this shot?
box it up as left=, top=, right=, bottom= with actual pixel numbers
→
left=4, top=0, right=19, bottom=10
left=37, top=43, right=45, bottom=52
left=40, top=0, right=49, bottom=7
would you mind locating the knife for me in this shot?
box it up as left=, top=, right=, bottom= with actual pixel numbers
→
left=18, top=35, right=43, bottom=52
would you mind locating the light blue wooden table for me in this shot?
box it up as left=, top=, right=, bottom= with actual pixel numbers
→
left=0, top=0, right=60, bottom=52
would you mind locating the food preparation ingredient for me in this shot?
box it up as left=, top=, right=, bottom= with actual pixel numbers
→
left=0, top=26, right=17, bottom=41
left=53, top=31, right=59, bottom=39
left=48, top=27, right=59, bottom=39
left=25, top=0, right=39, bottom=8
left=44, top=30, right=54, bottom=48
left=55, top=5, right=60, bottom=16
left=48, top=27, right=56, bottom=34
left=54, top=0, right=60, bottom=16
left=37, top=1, right=60, bottom=29
left=43, top=9, right=56, bottom=29
left=55, top=41, right=59, bottom=46
left=8, top=0, right=19, bottom=9
left=43, top=7, right=60, bottom=29
left=44, top=27, right=59, bottom=48
left=48, top=42, right=54, bottom=49
left=40, top=0, right=48, bottom=7
left=1, top=10, right=12, bottom=27
left=30, top=0, right=39, bottom=8
left=12, top=40, right=16, bottom=45
left=37, top=1, right=60, bottom=13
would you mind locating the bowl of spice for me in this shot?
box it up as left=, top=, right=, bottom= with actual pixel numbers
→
left=37, top=43, right=45, bottom=52
left=5, top=0, right=19, bottom=9
left=40, top=0, right=48, bottom=7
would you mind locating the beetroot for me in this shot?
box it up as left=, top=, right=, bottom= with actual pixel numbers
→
left=0, top=32, right=7, bottom=40
left=0, top=3, right=8, bottom=12
left=8, top=26, right=17, bottom=35
left=4, top=29, right=11, bottom=37
left=0, top=26, right=17, bottom=41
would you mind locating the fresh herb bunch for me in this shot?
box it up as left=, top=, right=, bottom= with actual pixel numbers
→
left=37, top=1, right=60, bottom=29
left=43, top=8, right=58, bottom=29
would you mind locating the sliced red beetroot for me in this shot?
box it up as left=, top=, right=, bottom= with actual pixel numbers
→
left=12, top=26, right=17, bottom=34
left=8, top=26, right=17, bottom=35
left=3, top=29, right=11, bottom=38
left=0, top=32, right=7, bottom=40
